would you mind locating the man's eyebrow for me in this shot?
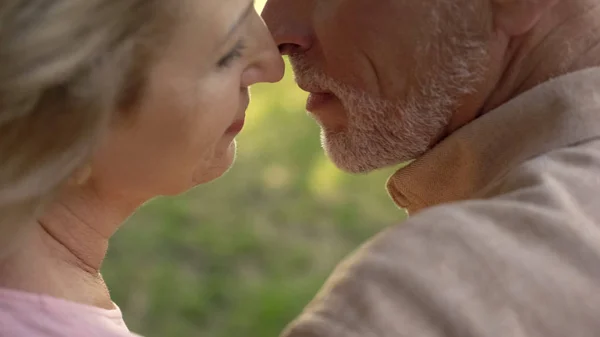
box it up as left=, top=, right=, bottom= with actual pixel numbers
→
left=220, top=0, right=255, bottom=46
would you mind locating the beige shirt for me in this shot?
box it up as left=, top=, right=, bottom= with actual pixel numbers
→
left=281, top=68, right=600, bottom=337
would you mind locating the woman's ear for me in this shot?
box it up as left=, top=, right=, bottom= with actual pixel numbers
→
left=492, top=0, right=559, bottom=36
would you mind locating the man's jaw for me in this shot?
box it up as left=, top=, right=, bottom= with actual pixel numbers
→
left=289, top=59, right=431, bottom=173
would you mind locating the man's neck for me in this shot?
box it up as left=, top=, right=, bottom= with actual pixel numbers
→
left=483, top=0, right=600, bottom=114
left=0, top=186, right=141, bottom=309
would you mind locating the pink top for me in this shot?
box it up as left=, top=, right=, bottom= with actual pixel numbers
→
left=0, top=288, right=140, bottom=336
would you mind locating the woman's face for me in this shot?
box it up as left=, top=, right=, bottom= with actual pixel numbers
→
left=91, top=0, right=284, bottom=200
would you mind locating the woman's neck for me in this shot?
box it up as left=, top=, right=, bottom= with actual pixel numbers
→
left=0, top=186, right=141, bottom=309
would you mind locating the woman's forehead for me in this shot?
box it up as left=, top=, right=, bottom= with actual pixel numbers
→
left=175, top=0, right=253, bottom=47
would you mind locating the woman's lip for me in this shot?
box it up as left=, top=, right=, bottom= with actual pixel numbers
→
left=225, top=119, right=245, bottom=134
left=306, top=92, right=336, bottom=112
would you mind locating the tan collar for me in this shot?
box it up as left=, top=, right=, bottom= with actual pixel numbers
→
left=387, top=67, right=600, bottom=215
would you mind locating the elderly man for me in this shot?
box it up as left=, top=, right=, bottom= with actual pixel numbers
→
left=263, top=0, right=600, bottom=336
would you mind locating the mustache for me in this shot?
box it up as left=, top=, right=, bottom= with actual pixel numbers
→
left=288, top=55, right=399, bottom=115
left=289, top=55, right=353, bottom=98
left=288, top=55, right=327, bottom=91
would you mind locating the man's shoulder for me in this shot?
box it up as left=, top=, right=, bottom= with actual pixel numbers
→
left=283, top=200, right=600, bottom=337
left=282, top=141, right=600, bottom=337
left=479, top=136, right=600, bottom=217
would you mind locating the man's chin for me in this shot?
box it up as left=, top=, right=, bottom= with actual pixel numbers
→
left=326, top=152, right=412, bottom=174
left=323, top=144, right=385, bottom=174
left=322, top=135, right=422, bottom=174
left=333, top=162, right=377, bottom=174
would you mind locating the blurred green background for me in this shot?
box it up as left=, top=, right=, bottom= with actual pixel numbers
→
left=103, top=2, right=407, bottom=336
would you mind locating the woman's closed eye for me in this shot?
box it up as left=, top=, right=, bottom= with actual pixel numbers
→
left=217, top=40, right=247, bottom=69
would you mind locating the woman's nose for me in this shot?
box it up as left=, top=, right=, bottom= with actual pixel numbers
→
left=242, top=16, right=286, bottom=86
left=255, top=41, right=285, bottom=84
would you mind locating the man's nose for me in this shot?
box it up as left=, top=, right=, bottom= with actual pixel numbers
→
left=262, top=0, right=313, bottom=55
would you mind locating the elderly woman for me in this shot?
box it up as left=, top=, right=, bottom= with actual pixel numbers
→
left=0, top=0, right=284, bottom=335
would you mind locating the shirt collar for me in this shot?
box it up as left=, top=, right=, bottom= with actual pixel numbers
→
left=387, top=67, right=600, bottom=214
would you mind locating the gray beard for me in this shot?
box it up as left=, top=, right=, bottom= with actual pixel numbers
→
left=292, top=40, right=489, bottom=173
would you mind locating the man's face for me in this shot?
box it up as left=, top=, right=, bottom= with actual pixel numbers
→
left=263, top=0, right=494, bottom=173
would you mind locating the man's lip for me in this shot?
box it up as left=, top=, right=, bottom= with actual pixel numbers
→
left=226, top=119, right=245, bottom=134
left=295, top=82, right=337, bottom=111
left=296, top=82, right=330, bottom=95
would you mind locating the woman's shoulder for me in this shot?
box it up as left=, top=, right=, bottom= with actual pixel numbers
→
left=0, top=288, right=140, bottom=337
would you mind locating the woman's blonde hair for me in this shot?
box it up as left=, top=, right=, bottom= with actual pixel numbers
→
left=0, top=0, right=172, bottom=252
